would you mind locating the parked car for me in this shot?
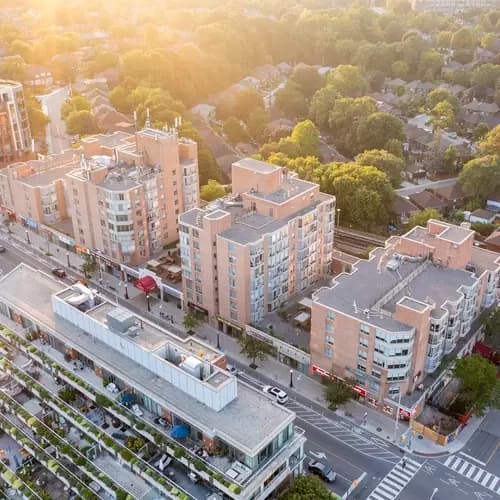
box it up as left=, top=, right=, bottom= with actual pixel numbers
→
left=111, top=432, right=126, bottom=441
left=262, top=385, right=288, bottom=404
left=52, top=268, right=66, bottom=278
left=226, top=364, right=241, bottom=376
left=132, top=404, right=143, bottom=417
left=0, top=245, right=6, bottom=253
left=154, top=417, right=168, bottom=427
left=188, top=472, right=199, bottom=483
left=308, top=459, right=337, bottom=482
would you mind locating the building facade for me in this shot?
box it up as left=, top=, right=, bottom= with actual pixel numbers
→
left=411, top=0, right=500, bottom=13
left=0, top=80, right=32, bottom=166
left=179, top=158, right=335, bottom=333
left=0, top=264, right=305, bottom=500
left=67, top=127, right=199, bottom=266
left=310, top=220, right=499, bottom=418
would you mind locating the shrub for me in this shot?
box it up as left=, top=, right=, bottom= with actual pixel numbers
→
left=135, top=422, right=145, bottom=430
left=174, top=448, right=185, bottom=459
left=95, top=394, right=112, bottom=407
left=119, top=448, right=133, bottom=462
left=194, top=460, right=205, bottom=471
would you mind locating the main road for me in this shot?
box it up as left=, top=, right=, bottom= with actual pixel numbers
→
left=395, top=177, right=457, bottom=196
left=1, top=233, right=499, bottom=500
left=37, top=86, right=72, bottom=154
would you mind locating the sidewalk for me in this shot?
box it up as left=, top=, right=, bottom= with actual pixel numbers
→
left=7, top=221, right=479, bottom=458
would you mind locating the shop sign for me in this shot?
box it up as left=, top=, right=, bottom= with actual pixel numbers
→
left=59, top=235, right=75, bottom=246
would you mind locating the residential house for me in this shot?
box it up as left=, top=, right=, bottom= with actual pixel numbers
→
left=432, top=183, right=467, bottom=211
left=486, top=196, right=500, bottom=212
left=461, top=100, right=500, bottom=130
left=394, top=196, right=419, bottom=225
left=469, top=209, right=497, bottom=224
left=24, top=65, right=53, bottom=87
left=409, top=190, right=446, bottom=213
left=484, top=229, right=500, bottom=253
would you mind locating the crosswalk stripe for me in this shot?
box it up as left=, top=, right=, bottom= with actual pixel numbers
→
left=367, top=458, right=422, bottom=499
left=489, top=477, right=499, bottom=490
left=458, top=462, right=469, bottom=474
left=481, top=472, right=492, bottom=486
left=444, top=455, right=454, bottom=467
left=369, top=492, right=391, bottom=500
left=474, top=469, right=484, bottom=481
left=378, top=482, right=400, bottom=495
left=451, top=458, right=462, bottom=470
left=387, top=474, right=406, bottom=487
left=465, top=465, right=476, bottom=478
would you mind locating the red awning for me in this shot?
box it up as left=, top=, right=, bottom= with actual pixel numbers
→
left=134, top=275, right=158, bottom=294
left=473, top=341, right=493, bottom=358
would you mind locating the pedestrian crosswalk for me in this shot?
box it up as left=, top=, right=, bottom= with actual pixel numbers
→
left=443, top=455, right=500, bottom=495
left=367, top=457, right=422, bottom=500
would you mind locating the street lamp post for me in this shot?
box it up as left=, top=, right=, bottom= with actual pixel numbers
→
left=216, top=332, right=221, bottom=350
left=25, top=230, right=30, bottom=245
left=124, top=282, right=129, bottom=299
left=336, top=208, right=341, bottom=228
left=146, top=293, right=151, bottom=312
left=289, top=369, right=294, bottom=388
left=430, top=487, right=438, bottom=500
left=66, top=252, right=71, bottom=268
left=393, top=390, right=402, bottom=443
left=363, top=412, right=368, bottom=427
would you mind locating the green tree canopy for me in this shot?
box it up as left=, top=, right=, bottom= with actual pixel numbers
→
left=61, top=95, right=91, bottom=120
left=328, top=65, right=368, bottom=97
left=223, top=117, right=248, bottom=145
left=238, top=335, right=272, bottom=369
left=430, top=100, right=456, bottom=131
left=356, top=149, right=404, bottom=187
left=200, top=180, right=226, bottom=202
left=473, top=123, right=490, bottom=142
left=406, top=208, right=442, bottom=229
left=288, top=64, right=325, bottom=99
left=479, top=125, right=500, bottom=155
left=425, top=88, right=459, bottom=114
left=247, top=107, right=270, bottom=143
left=471, top=64, right=500, bottom=88
left=275, top=85, right=308, bottom=120
left=217, top=88, right=265, bottom=124
left=324, top=378, right=359, bottom=410
left=26, top=96, right=49, bottom=141
left=458, top=154, right=500, bottom=202
left=356, top=112, right=405, bottom=152
left=65, top=110, right=99, bottom=136
left=451, top=27, right=475, bottom=50
left=309, top=86, right=338, bottom=130
left=290, top=120, right=320, bottom=157
left=482, top=308, right=500, bottom=350
left=279, top=475, right=335, bottom=500
left=453, top=354, right=500, bottom=415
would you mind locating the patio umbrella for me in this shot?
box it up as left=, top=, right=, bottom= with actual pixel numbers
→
left=170, top=425, right=189, bottom=439
left=121, top=393, right=133, bottom=405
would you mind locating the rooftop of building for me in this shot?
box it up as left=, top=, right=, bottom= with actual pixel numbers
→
left=233, top=157, right=280, bottom=174
left=82, top=130, right=132, bottom=148
left=470, top=246, right=500, bottom=275
left=0, top=79, right=22, bottom=90
left=18, top=164, right=77, bottom=186
left=404, top=220, right=473, bottom=246
left=0, top=264, right=294, bottom=455
left=248, top=176, right=316, bottom=205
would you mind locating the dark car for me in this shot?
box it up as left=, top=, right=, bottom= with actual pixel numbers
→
left=52, top=268, right=67, bottom=278
left=111, top=432, right=126, bottom=441
left=0, top=245, right=5, bottom=253
left=308, top=459, right=337, bottom=482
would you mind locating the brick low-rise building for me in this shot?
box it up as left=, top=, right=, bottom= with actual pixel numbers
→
left=179, top=158, right=335, bottom=333
left=310, top=220, right=499, bottom=418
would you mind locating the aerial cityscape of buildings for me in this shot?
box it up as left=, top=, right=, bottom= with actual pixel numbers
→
left=0, top=1, right=499, bottom=499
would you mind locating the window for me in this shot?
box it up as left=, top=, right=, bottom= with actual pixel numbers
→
left=326, top=310, right=335, bottom=320
left=228, top=242, right=236, bottom=252
left=357, top=362, right=366, bottom=373
left=358, top=350, right=368, bottom=360
left=230, top=311, right=238, bottom=321
left=388, top=386, right=400, bottom=395
left=360, top=324, right=370, bottom=334
left=325, top=323, right=334, bottom=333
left=324, top=347, right=333, bottom=358
left=325, top=335, right=334, bottom=345
left=359, top=337, right=369, bottom=347
left=372, top=369, right=381, bottom=379
left=230, top=301, right=237, bottom=310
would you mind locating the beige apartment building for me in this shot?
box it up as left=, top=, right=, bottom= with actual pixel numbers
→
left=179, top=158, right=335, bottom=333
left=310, top=220, right=499, bottom=418
left=0, top=151, right=75, bottom=227
left=66, top=128, right=199, bottom=266
left=0, top=127, right=199, bottom=267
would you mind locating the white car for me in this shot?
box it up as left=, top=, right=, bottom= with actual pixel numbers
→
left=262, top=385, right=288, bottom=404
left=132, top=404, right=143, bottom=417
left=226, top=364, right=241, bottom=376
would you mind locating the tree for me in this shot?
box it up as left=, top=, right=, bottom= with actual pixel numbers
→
left=246, top=108, right=270, bottom=143
left=182, top=312, right=201, bottom=333
left=458, top=155, right=500, bottom=202
left=288, top=64, right=325, bottom=99
left=478, top=124, right=500, bottom=155
left=356, top=149, right=404, bottom=187
left=238, top=334, right=272, bottom=369
left=471, top=64, right=500, bottom=88
left=356, top=112, right=405, bottom=152
left=275, top=86, right=308, bottom=120
left=473, top=123, right=490, bottom=142
left=436, top=31, right=453, bottom=48
left=290, top=120, right=320, bottom=157
left=26, top=96, right=49, bottom=141
left=110, top=85, right=131, bottom=114
left=391, top=60, right=410, bottom=80
left=65, top=110, right=99, bottom=136
left=451, top=27, right=474, bottom=50
left=223, top=117, right=248, bottom=145
left=309, top=86, right=338, bottom=130
left=328, top=65, right=368, bottom=97
left=279, top=475, right=334, bottom=500
left=418, top=50, right=444, bottom=81
left=406, top=208, right=442, bottom=229
left=453, top=354, right=500, bottom=415
left=200, top=180, right=226, bottom=201
left=430, top=101, right=456, bottom=131
left=482, top=309, right=500, bottom=350
left=81, top=254, right=98, bottom=279
left=443, top=145, right=458, bottom=174
left=232, top=89, right=265, bottom=123
left=61, top=95, right=91, bottom=120
left=425, top=89, right=459, bottom=114
left=0, top=56, right=27, bottom=81
left=324, top=378, right=359, bottom=410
